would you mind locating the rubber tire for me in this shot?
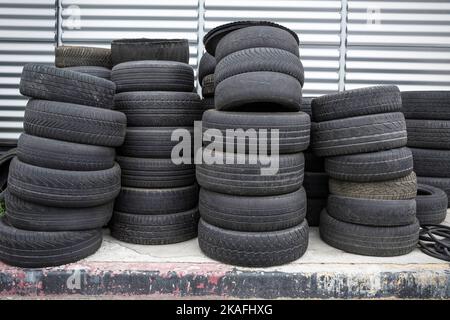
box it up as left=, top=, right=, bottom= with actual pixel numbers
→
left=401, top=91, right=450, bottom=120
left=20, top=64, right=115, bottom=109
left=118, top=127, right=193, bottom=158
left=5, top=192, right=113, bottom=231
left=306, top=198, right=326, bottom=227
left=202, top=110, right=310, bottom=154
left=198, top=52, right=216, bottom=83
left=196, top=151, right=304, bottom=196
left=329, top=172, right=417, bottom=200
left=311, top=112, right=407, bottom=157
left=199, top=188, right=306, bottom=232
left=320, top=209, right=419, bottom=257
left=8, top=157, right=121, bottom=208
left=114, top=91, right=202, bottom=127
left=111, top=208, right=199, bottom=245
left=111, top=38, right=189, bottom=65
left=202, top=97, right=215, bottom=110
left=17, top=133, right=116, bottom=171
left=23, top=99, right=127, bottom=147
left=214, top=25, right=299, bottom=62
left=64, top=66, right=111, bottom=79
left=304, top=150, right=325, bottom=172
left=311, top=86, right=401, bottom=122
left=300, top=97, right=313, bottom=117
left=55, top=46, right=112, bottom=68
left=215, top=47, right=304, bottom=86
left=406, top=119, right=450, bottom=150
left=117, top=156, right=195, bottom=188
left=417, top=176, right=450, bottom=207
left=0, top=217, right=102, bottom=268
left=304, top=172, right=329, bottom=198
left=215, top=71, right=302, bottom=111
left=0, top=148, right=16, bottom=199
left=114, top=184, right=198, bottom=215
left=411, top=148, right=450, bottom=178
left=111, top=60, right=194, bottom=93
left=198, top=218, right=308, bottom=267
left=327, top=195, right=416, bottom=227
left=201, top=74, right=215, bottom=97
left=416, top=184, right=448, bottom=225
left=325, top=147, right=413, bottom=182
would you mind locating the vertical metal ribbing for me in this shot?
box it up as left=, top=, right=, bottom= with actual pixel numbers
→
left=55, top=0, right=63, bottom=47
left=197, top=0, right=206, bottom=94
left=338, top=0, right=348, bottom=92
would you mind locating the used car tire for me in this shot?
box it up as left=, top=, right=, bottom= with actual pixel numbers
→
left=198, top=52, right=216, bottom=84
left=406, top=119, right=450, bottom=150
left=55, top=45, right=112, bottom=68
left=411, top=147, right=450, bottom=178
left=64, top=66, right=111, bottom=79
left=401, top=91, right=450, bottom=120
left=202, top=97, right=215, bottom=111
left=201, top=74, right=215, bottom=97
left=417, top=176, right=450, bottom=207
left=415, top=184, right=448, bottom=225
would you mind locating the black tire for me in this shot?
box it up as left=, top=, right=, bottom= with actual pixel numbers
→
left=20, top=64, right=115, bottom=109
left=0, top=217, right=102, bottom=268
left=111, top=60, right=194, bottom=93
left=111, top=38, right=189, bottom=65
left=55, top=46, right=112, bottom=68
left=114, top=184, right=198, bottom=215
left=406, top=119, right=450, bottom=150
left=114, top=91, right=202, bottom=127
left=201, top=74, right=215, bottom=97
left=214, top=25, right=299, bottom=62
left=311, top=86, right=401, bottom=122
left=304, top=172, right=329, bottom=198
left=111, top=208, right=199, bottom=245
left=311, top=112, right=407, bottom=157
left=202, top=97, right=215, bottom=111
left=117, top=156, right=195, bottom=188
left=215, top=71, right=302, bottom=111
left=202, top=110, right=310, bottom=154
left=17, top=133, right=115, bottom=171
left=416, top=184, right=448, bottom=225
left=8, top=157, right=121, bottom=208
left=23, top=99, right=127, bottom=147
left=5, top=192, right=113, bottom=231
left=411, top=148, right=450, bottom=178
left=304, top=150, right=325, bottom=172
left=320, top=209, right=419, bottom=257
left=199, top=188, right=306, bottom=232
left=118, top=127, right=193, bottom=158
left=329, top=172, right=417, bottom=200
left=198, top=218, right=308, bottom=267
left=401, top=91, right=450, bottom=120
left=327, top=195, right=416, bottom=227
left=300, top=97, right=313, bottom=117
left=325, top=147, right=413, bottom=182
left=0, top=148, right=16, bottom=199
left=215, top=47, right=304, bottom=86
left=64, top=66, right=111, bottom=79
left=196, top=151, right=304, bottom=196
left=306, top=198, right=326, bottom=227
left=417, top=176, right=450, bottom=207
left=198, top=52, right=216, bottom=83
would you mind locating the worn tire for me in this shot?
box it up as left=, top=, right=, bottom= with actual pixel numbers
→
left=312, top=86, right=401, bottom=122
left=198, top=218, right=308, bottom=267
left=329, top=172, right=417, bottom=200
left=306, top=198, right=326, bottom=227
left=202, top=97, right=215, bottom=111
left=114, top=91, right=202, bottom=127
left=215, top=71, right=302, bottom=111
left=304, top=172, right=328, bottom=198
left=416, top=184, right=448, bottom=225
left=311, top=112, right=407, bottom=157
left=199, top=188, right=306, bottom=232
left=55, top=46, right=112, bottom=68
left=201, top=74, right=215, bottom=97
left=0, top=148, right=16, bottom=199
left=20, top=64, right=115, bottom=109
left=197, top=151, right=304, bottom=196
left=411, top=148, right=450, bottom=178
left=64, top=66, right=111, bottom=79
left=23, top=99, right=127, bottom=147
left=325, top=147, right=413, bottom=182
left=406, top=119, right=450, bottom=150
left=8, top=157, right=121, bottom=208
left=117, top=156, right=195, bottom=188
left=417, top=176, right=450, bottom=207
left=198, top=52, right=216, bottom=83
left=111, top=60, right=194, bottom=93
left=402, top=91, right=450, bottom=120
left=320, top=209, right=419, bottom=257
left=300, top=97, right=313, bottom=117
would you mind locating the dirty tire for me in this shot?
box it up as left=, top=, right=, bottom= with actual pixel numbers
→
left=320, top=209, right=419, bottom=257
left=300, top=97, right=313, bottom=117
left=202, top=97, right=215, bottom=110
left=306, top=198, right=326, bottom=227
left=64, top=66, right=111, bottom=79
left=197, top=151, right=304, bottom=196
left=201, top=74, right=215, bottom=97
left=202, top=110, right=310, bottom=154
left=415, top=184, right=448, bottom=225
left=55, top=46, right=112, bottom=68
left=198, top=52, right=216, bottom=83
left=8, top=157, right=121, bottom=208
left=0, top=148, right=16, bottom=199
left=311, top=86, right=401, bottom=122
left=0, top=217, right=102, bottom=268
left=311, top=112, right=407, bottom=157
left=114, top=91, right=202, bottom=127
left=215, top=71, right=302, bottom=111
left=401, top=91, right=450, bottom=120
left=304, top=172, right=328, bottom=198
left=20, top=64, right=115, bottom=109
left=325, top=147, right=413, bottom=182
left=329, top=172, right=417, bottom=200
left=111, top=60, right=194, bottom=93
left=417, top=176, right=450, bottom=207
left=304, top=150, right=325, bottom=172
left=199, top=188, right=306, bottom=232
left=17, top=133, right=115, bottom=171
left=23, top=99, right=127, bottom=147
left=410, top=148, right=450, bottom=178
left=117, top=156, right=195, bottom=188
left=406, top=119, right=450, bottom=150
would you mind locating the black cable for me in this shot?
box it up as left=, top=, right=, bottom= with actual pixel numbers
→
left=419, top=225, right=450, bottom=261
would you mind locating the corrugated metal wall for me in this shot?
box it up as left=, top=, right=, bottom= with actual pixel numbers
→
left=1, top=0, right=450, bottom=142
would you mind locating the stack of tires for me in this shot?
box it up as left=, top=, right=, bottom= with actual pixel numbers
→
left=197, top=23, right=311, bottom=267
left=0, top=64, right=126, bottom=268
left=198, top=52, right=216, bottom=110
left=110, top=60, right=202, bottom=244
left=402, top=91, right=450, bottom=224
left=311, top=86, right=420, bottom=256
